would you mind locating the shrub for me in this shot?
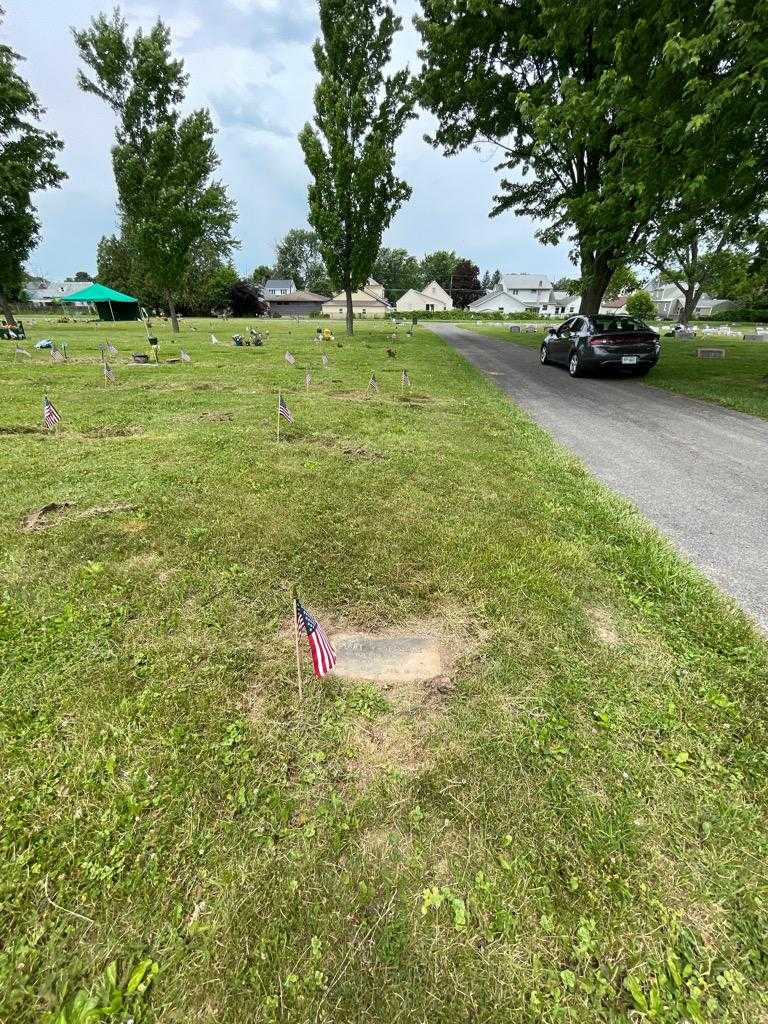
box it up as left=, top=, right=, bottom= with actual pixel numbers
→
left=625, top=290, right=656, bottom=320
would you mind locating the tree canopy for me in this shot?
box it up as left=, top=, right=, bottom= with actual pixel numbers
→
left=0, top=6, right=65, bottom=322
left=372, top=247, right=423, bottom=304
left=299, top=0, right=414, bottom=333
left=419, top=250, right=458, bottom=293
left=73, top=10, right=237, bottom=332
left=273, top=228, right=327, bottom=290
left=415, top=0, right=763, bottom=314
left=451, top=259, right=482, bottom=308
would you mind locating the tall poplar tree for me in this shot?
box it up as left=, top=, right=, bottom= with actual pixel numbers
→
left=73, top=10, right=237, bottom=332
left=299, top=0, right=414, bottom=335
left=0, top=6, right=65, bottom=324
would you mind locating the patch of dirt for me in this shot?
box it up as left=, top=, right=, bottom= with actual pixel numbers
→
left=394, top=393, right=432, bottom=405
left=21, top=502, right=75, bottom=532
left=327, top=390, right=375, bottom=403
left=347, top=716, right=429, bottom=787
left=81, top=425, right=139, bottom=439
left=586, top=606, right=622, bottom=646
left=199, top=411, right=234, bottom=422
left=0, top=425, right=45, bottom=436
left=303, top=434, right=386, bottom=460
left=21, top=501, right=138, bottom=533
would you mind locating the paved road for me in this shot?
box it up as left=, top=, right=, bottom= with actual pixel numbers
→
left=430, top=323, right=768, bottom=631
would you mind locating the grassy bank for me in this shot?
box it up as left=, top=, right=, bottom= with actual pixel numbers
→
left=2, top=318, right=767, bottom=1023
left=468, top=323, right=768, bottom=420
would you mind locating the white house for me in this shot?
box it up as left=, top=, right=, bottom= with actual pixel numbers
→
left=265, top=278, right=296, bottom=297
left=322, top=279, right=390, bottom=319
left=500, top=273, right=552, bottom=310
left=396, top=280, right=453, bottom=313
left=598, top=296, right=631, bottom=315
left=539, top=290, right=579, bottom=316
left=468, top=288, right=528, bottom=314
left=27, top=280, right=93, bottom=306
left=648, top=280, right=736, bottom=319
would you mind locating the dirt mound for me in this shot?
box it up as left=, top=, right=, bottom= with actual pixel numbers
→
left=22, top=502, right=138, bottom=533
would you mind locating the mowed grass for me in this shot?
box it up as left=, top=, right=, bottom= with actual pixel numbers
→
left=466, top=323, right=768, bottom=420
left=1, top=316, right=767, bottom=1023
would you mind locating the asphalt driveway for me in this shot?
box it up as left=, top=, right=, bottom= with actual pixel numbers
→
left=430, top=323, right=768, bottom=632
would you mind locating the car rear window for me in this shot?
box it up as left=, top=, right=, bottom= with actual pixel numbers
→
left=592, top=316, right=649, bottom=333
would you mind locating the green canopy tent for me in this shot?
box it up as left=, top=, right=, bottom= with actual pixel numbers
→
left=60, top=283, right=140, bottom=322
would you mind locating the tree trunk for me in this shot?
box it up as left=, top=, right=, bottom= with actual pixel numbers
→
left=165, top=290, right=179, bottom=333
left=0, top=287, right=17, bottom=326
left=578, top=253, right=614, bottom=315
left=679, top=285, right=703, bottom=325
left=345, top=287, right=354, bottom=336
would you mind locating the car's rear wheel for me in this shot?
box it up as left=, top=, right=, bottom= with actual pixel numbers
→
left=540, top=343, right=550, bottom=365
left=568, top=351, right=583, bottom=377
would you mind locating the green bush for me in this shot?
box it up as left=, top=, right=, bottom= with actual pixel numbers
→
left=706, top=308, right=768, bottom=323
left=625, top=290, right=657, bottom=320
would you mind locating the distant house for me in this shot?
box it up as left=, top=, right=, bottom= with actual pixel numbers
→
left=468, top=288, right=528, bottom=314
left=500, top=273, right=553, bottom=310
left=598, top=296, right=631, bottom=315
left=264, top=279, right=296, bottom=297
left=396, top=280, right=453, bottom=313
left=267, top=289, right=330, bottom=317
left=648, top=280, right=736, bottom=319
left=27, top=280, right=93, bottom=307
left=322, top=279, right=390, bottom=319
left=539, top=290, right=579, bottom=316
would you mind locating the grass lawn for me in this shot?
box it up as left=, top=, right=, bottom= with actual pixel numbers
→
left=2, top=316, right=767, bottom=1023
left=464, top=323, right=768, bottom=420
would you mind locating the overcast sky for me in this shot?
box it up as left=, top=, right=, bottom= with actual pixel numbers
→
left=6, top=0, right=574, bottom=282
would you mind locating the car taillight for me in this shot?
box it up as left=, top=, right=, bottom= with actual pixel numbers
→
left=589, top=336, right=605, bottom=346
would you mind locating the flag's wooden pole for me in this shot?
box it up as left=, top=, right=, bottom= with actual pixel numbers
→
left=292, top=598, right=303, bottom=701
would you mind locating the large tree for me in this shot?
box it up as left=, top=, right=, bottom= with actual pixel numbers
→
left=419, top=250, right=457, bottom=293
left=451, top=259, right=482, bottom=308
left=98, top=228, right=237, bottom=314
left=415, top=0, right=733, bottom=314
left=645, top=226, right=753, bottom=324
left=299, top=0, right=414, bottom=334
left=73, top=10, right=237, bottom=332
left=273, top=228, right=326, bottom=290
left=0, top=6, right=65, bottom=324
left=372, top=246, right=422, bottom=304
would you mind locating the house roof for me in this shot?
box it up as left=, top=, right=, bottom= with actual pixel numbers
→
left=501, top=273, right=552, bottom=290
left=469, top=288, right=527, bottom=310
left=549, top=290, right=578, bottom=304
left=323, top=287, right=389, bottom=306
left=265, top=279, right=295, bottom=290
left=28, top=280, right=95, bottom=301
left=268, top=290, right=330, bottom=303
left=601, top=297, right=630, bottom=309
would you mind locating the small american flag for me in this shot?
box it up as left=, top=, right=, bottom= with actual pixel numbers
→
left=103, top=362, right=116, bottom=383
left=15, top=347, right=30, bottom=358
left=296, top=600, right=336, bottom=677
left=305, top=369, right=312, bottom=389
left=278, top=393, right=294, bottom=423
left=50, top=347, right=65, bottom=363
left=285, top=351, right=296, bottom=365
left=107, top=342, right=118, bottom=356
left=180, top=349, right=192, bottom=363
left=43, top=396, right=61, bottom=429
left=368, top=372, right=379, bottom=393
left=402, top=369, right=411, bottom=388
left=321, top=353, right=329, bottom=368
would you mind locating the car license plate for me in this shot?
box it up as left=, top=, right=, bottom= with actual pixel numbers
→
left=622, top=356, right=638, bottom=365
